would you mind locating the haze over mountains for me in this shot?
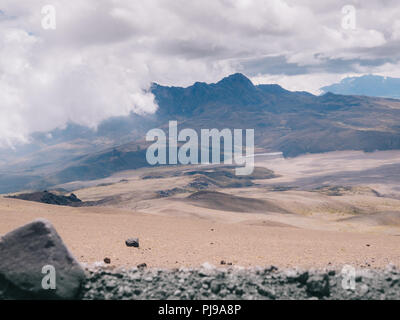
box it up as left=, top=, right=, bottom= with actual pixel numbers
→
left=321, top=75, right=400, bottom=99
left=1, top=73, right=400, bottom=194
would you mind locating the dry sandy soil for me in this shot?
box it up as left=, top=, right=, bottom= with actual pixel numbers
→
left=1, top=150, right=400, bottom=270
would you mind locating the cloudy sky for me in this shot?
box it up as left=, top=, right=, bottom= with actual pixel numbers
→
left=1, top=0, right=400, bottom=147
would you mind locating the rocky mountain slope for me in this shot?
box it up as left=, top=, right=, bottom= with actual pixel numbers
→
left=2, top=73, right=400, bottom=193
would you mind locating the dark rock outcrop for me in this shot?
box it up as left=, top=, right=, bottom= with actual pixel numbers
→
left=8, top=191, right=82, bottom=206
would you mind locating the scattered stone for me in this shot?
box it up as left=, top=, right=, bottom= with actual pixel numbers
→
left=0, top=219, right=85, bottom=299
left=104, top=258, right=111, bottom=264
left=235, top=288, right=244, bottom=296
left=210, top=281, right=221, bottom=294
left=125, top=238, right=139, bottom=248
left=390, top=276, right=400, bottom=287
left=295, top=271, right=309, bottom=285
left=137, top=263, right=147, bottom=269
left=386, top=263, right=397, bottom=273
left=257, top=285, right=276, bottom=299
left=220, top=260, right=226, bottom=265
left=201, top=262, right=215, bottom=270
left=199, top=262, right=216, bottom=277
left=358, top=284, right=369, bottom=296
left=174, top=290, right=182, bottom=296
left=306, top=274, right=330, bottom=298
left=227, top=283, right=236, bottom=292
left=105, top=279, right=117, bottom=290
left=285, top=269, right=298, bottom=282
left=266, top=265, right=278, bottom=272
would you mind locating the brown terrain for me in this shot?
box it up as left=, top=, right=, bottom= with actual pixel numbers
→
left=1, top=150, right=400, bottom=269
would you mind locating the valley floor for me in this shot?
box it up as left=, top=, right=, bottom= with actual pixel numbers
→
left=0, top=196, right=400, bottom=269
left=1, top=150, right=400, bottom=270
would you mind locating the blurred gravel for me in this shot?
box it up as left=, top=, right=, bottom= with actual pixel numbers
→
left=80, top=263, right=400, bottom=300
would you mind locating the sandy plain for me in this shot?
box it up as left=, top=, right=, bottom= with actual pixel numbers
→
left=1, top=150, right=400, bottom=269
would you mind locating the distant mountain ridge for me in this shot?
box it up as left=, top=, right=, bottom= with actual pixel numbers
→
left=2, top=73, right=400, bottom=193
left=151, top=73, right=312, bottom=116
left=321, top=75, right=400, bottom=99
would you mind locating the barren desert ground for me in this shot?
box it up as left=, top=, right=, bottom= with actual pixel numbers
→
left=1, top=150, right=400, bottom=269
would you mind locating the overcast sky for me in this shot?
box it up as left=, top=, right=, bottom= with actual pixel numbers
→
left=1, top=0, right=400, bottom=147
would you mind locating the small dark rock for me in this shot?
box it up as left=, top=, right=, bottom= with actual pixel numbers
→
left=210, top=281, right=221, bottom=294
left=137, top=263, right=147, bottom=269
left=235, top=288, right=244, bottom=296
left=220, top=260, right=226, bottom=265
left=104, top=258, right=111, bottom=264
left=125, top=238, right=139, bottom=248
left=266, top=265, right=278, bottom=272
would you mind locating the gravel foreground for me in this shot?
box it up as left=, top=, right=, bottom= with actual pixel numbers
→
left=80, top=263, right=400, bottom=300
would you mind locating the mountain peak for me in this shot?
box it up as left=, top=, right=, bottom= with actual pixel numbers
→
left=217, top=73, right=254, bottom=87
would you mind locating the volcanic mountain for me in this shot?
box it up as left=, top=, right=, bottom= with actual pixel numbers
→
left=1, top=73, right=400, bottom=193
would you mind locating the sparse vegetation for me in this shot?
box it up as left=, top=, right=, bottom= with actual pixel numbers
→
left=313, top=185, right=381, bottom=197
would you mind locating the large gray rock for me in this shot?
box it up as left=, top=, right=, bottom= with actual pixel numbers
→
left=0, top=219, right=85, bottom=299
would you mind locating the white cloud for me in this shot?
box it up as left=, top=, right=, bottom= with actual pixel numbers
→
left=0, top=0, right=399, bottom=146
left=391, top=20, right=400, bottom=40
left=251, top=72, right=354, bottom=94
